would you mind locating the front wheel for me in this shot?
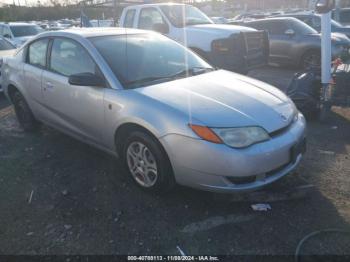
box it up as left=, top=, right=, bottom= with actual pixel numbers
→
left=122, top=131, right=175, bottom=193
left=12, top=91, right=39, bottom=132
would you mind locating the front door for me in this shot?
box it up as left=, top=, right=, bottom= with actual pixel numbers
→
left=41, top=37, right=105, bottom=144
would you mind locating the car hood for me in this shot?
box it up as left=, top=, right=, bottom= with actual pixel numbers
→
left=135, top=70, right=296, bottom=133
left=185, top=24, right=257, bottom=38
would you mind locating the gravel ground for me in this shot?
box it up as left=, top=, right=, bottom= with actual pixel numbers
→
left=0, top=67, right=349, bottom=259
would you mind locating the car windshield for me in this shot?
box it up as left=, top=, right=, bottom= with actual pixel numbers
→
left=0, top=38, right=15, bottom=50
left=90, top=34, right=213, bottom=89
left=10, top=25, right=44, bottom=37
left=160, top=5, right=213, bottom=27
left=290, top=19, right=318, bottom=35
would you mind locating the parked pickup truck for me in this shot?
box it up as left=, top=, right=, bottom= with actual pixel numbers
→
left=120, top=3, right=269, bottom=74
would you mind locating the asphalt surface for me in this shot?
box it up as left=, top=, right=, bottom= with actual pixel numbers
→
left=0, top=67, right=349, bottom=259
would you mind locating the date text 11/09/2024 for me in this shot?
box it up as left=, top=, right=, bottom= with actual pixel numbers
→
left=127, top=256, right=220, bottom=261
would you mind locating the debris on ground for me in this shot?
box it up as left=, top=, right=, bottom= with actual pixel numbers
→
left=176, top=245, right=186, bottom=256
left=251, top=204, right=272, bottom=212
left=28, top=190, right=34, bottom=204
left=64, top=225, right=72, bottom=230
left=318, top=150, right=335, bottom=156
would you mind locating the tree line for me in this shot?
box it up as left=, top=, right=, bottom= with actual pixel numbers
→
left=0, top=5, right=120, bottom=22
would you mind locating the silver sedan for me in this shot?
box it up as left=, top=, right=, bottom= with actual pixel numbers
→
left=2, top=28, right=306, bottom=193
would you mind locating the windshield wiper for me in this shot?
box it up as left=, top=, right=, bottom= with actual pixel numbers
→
left=124, top=67, right=215, bottom=88
left=170, top=67, right=215, bottom=78
left=124, top=76, right=175, bottom=88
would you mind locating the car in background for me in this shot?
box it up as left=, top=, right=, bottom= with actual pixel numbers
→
left=275, top=13, right=350, bottom=38
left=0, top=22, right=44, bottom=47
left=241, top=17, right=350, bottom=70
left=332, top=8, right=350, bottom=26
left=120, top=3, right=269, bottom=75
left=211, top=17, right=229, bottom=24
left=0, top=36, right=16, bottom=92
left=232, top=12, right=268, bottom=21
left=1, top=28, right=306, bottom=194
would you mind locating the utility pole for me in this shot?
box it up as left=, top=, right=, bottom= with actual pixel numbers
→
left=113, top=0, right=117, bottom=27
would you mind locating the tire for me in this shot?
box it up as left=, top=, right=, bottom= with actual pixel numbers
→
left=12, top=91, right=39, bottom=132
left=122, top=131, right=175, bottom=194
left=294, top=97, right=320, bottom=120
left=301, top=50, right=321, bottom=71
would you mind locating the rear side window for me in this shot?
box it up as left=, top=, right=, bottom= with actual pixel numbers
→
left=124, top=9, right=136, bottom=28
left=28, top=38, right=49, bottom=68
left=50, top=38, right=96, bottom=77
left=138, top=7, right=166, bottom=30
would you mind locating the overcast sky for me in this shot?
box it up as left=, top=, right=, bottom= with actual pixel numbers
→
left=1, top=0, right=51, bottom=6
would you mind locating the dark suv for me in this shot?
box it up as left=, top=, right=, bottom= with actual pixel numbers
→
left=276, top=13, right=350, bottom=38
left=241, top=17, right=350, bottom=69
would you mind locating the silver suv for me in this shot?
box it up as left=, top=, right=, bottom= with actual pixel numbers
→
left=0, top=22, right=44, bottom=47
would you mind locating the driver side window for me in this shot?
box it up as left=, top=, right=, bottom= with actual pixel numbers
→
left=138, top=8, right=166, bottom=30
left=49, top=38, right=96, bottom=77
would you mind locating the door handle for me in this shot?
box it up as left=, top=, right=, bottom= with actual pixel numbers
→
left=46, top=82, right=54, bottom=89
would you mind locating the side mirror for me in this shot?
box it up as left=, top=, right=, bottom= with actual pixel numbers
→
left=153, top=23, right=169, bottom=34
left=3, top=34, right=11, bottom=39
left=285, top=29, right=295, bottom=36
left=68, top=73, right=105, bottom=87
left=315, top=0, right=335, bottom=14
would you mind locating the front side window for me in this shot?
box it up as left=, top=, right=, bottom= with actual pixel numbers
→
left=90, top=33, right=213, bottom=89
left=10, top=25, right=43, bottom=37
left=50, top=38, right=96, bottom=77
left=262, top=21, right=288, bottom=35
left=138, top=8, right=166, bottom=30
left=3, top=26, right=12, bottom=38
left=160, top=5, right=212, bottom=27
left=289, top=19, right=318, bottom=35
left=124, top=9, right=136, bottom=28
left=28, top=39, right=49, bottom=68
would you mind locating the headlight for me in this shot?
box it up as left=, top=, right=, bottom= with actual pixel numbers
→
left=212, top=39, right=230, bottom=52
left=212, top=126, right=270, bottom=148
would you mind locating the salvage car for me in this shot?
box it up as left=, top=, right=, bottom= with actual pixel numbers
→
left=2, top=29, right=306, bottom=193
left=119, top=3, right=269, bottom=74
left=241, top=17, right=350, bottom=69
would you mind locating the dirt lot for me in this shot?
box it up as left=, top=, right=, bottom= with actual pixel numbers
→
left=0, top=67, right=349, bottom=259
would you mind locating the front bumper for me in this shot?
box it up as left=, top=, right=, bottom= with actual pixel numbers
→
left=160, top=113, right=306, bottom=193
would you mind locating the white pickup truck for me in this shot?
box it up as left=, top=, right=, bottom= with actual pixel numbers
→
left=120, top=3, right=269, bottom=74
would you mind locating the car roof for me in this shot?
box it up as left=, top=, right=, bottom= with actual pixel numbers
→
left=277, top=13, right=319, bottom=17
left=33, top=27, right=150, bottom=39
left=244, top=17, right=297, bottom=23
left=0, top=22, right=37, bottom=26
left=125, top=3, right=188, bottom=8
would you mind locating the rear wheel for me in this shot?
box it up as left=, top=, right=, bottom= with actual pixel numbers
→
left=12, top=91, right=39, bottom=132
left=122, top=131, right=175, bottom=193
